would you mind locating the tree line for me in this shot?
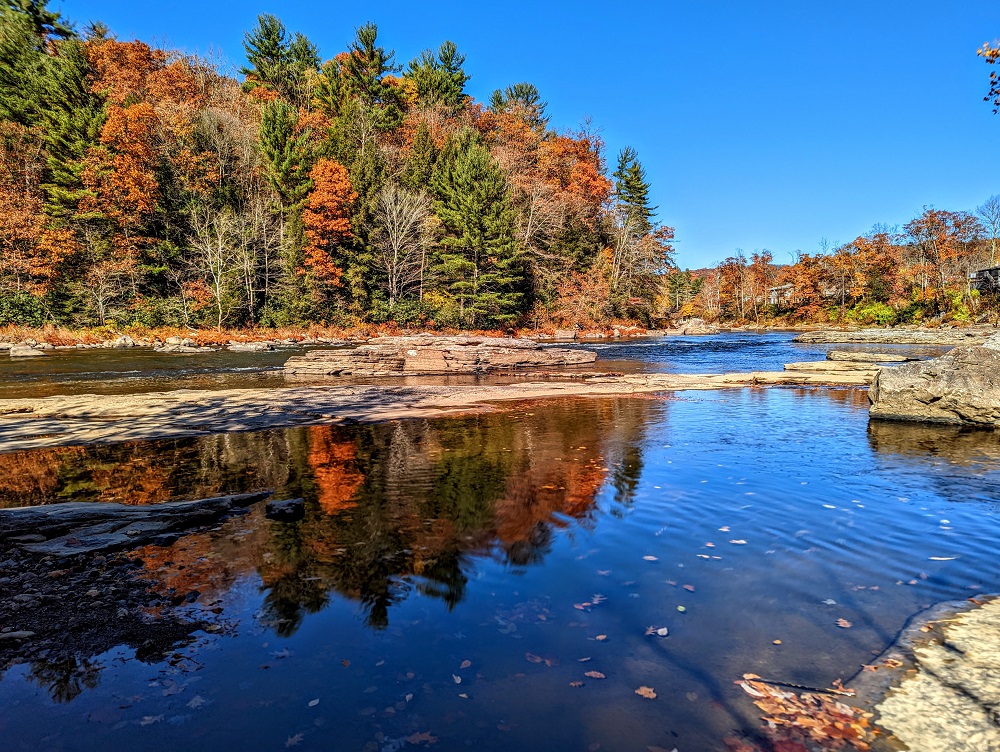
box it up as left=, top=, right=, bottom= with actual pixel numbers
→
left=664, top=199, right=1000, bottom=326
left=0, top=1, right=673, bottom=330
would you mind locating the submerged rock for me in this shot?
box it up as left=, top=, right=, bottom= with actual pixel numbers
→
left=869, top=334, right=1000, bottom=426
left=283, top=336, right=597, bottom=376
left=265, top=498, right=305, bottom=522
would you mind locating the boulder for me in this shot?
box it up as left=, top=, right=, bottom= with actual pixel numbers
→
left=283, top=336, right=597, bottom=377
left=164, top=335, right=184, bottom=345
left=869, top=334, right=1000, bottom=426
left=113, top=335, right=135, bottom=348
left=227, top=341, right=276, bottom=352
left=0, top=342, right=12, bottom=351
left=676, top=318, right=718, bottom=336
left=9, top=346, right=44, bottom=358
left=265, top=498, right=305, bottom=522
left=552, top=329, right=578, bottom=340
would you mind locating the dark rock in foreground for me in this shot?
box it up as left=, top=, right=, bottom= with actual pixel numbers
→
left=283, top=335, right=597, bottom=376
left=0, top=491, right=272, bottom=556
left=869, top=334, right=1000, bottom=426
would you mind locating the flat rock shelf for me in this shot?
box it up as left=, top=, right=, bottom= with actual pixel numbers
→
left=282, top=336, right=597, bottom=376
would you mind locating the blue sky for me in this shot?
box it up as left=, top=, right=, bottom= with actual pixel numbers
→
left=58, top=1, right=1000, bottom=269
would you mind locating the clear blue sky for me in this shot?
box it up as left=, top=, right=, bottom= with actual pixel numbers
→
left=57, top=0, right=1000, bottom=269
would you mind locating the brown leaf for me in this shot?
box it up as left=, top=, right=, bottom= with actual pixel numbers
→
left=569, top=681, right=584, bottom=687
left=584, top=671, right=606, bottom=679
left=595, top=634, right=608, bottom=641
left=525, top=652, right=543, bottom=664
left=406, top=731, right=439, bottom=745
left=460, top=660, right=472, bottom=669
left=635, top=686, right=657, bottom=699
left=836, top=618, right=853, bottom=629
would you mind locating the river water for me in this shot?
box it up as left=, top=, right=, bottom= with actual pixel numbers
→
left=0, top=334, right=998, bottom=751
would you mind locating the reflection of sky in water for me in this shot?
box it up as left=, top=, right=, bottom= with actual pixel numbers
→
left=2, top=387, right=999, bottom=751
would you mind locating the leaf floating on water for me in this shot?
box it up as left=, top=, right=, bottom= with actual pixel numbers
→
left=341, top=659, right=351, bottom=667
left=595, top=634, right=608, bottom=642
left=460, top=660, right=472, bottom=669
left=719, top=526, right=730, bottom=532
left=284, top=733, right=304, bottom=747
left=683, top=584, right=695, bottom=592
left=635, top=686, right=657, bottom=699
left=584, top=671, right=606, bottom=679
left=676, top=606, right=686, bottom=613
left=929, top=556, right=957, bottom=561
left=405, top=731, right=439, bottom=746
left=525, top=652, right=543, bottom=664
left=452, top=674, right=462, bottom=684
left=772, top=640, right=782, bottom=645
left=643, top=555, right=658, bottom=561
left=458, top=693, right=469, bottom=699
left=307, top=698, right=319, bottom=707
left=139, top=715, right=164, bottom=726
left=645, top=626, right=669, bottom=637
left=578, top=656, right=592, bottom=662
left=569, top=681, right=584, bottom=687
left=591, top=594, right=607, bottom=604
left=836, top=618, right=853, bottom=629
left=271, top=648, right=291, bottom=659
left=186, top=695, right=206, bottom=710
left=729, top=539, right=747, bottom=545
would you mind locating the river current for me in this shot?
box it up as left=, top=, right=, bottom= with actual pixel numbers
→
left=0, top=333, right=997, bottom=751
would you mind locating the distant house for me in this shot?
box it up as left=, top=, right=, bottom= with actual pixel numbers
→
left=768, top=284, right=795, bottom=306
left=971, top=267, right=1000, bottom=292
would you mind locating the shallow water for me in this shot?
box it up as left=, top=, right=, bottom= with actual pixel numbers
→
left=1, top=384, right=999, bottom=751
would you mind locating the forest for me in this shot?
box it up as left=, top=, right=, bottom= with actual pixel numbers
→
left=0, top=1, right=671, bottom=332
left=1, top=0, right=998, bottom=333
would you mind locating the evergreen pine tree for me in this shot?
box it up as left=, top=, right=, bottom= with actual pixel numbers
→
left=431, top=129, right=525, bottom=327
left=400, top=121, right=437, bottom=191
left=613, top=146, right=656, bottom=235
left=406, top=41, right=470, bottom=109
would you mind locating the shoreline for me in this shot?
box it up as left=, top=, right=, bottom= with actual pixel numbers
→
left=0, top=370, right=870, bottom=451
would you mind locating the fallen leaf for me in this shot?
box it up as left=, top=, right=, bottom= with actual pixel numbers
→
left=569, top=681, right=584, bottom=687
left=341, top=659, right=350, bottom=668
left=683, top=584, right=695, bottom=592
left=635, top=686, right=657, bottom=699
left=460, top=660, right=472, bottom=669
left=595, top=634, right=608, bottom=641
left=772, top=640, right=782, bottom=645
left=452, top=674, right=462, bottom=684
left=584, top=671, right=606, bottom=679
left=307, top=698, right=319, bottom=707
left=405, top=731, right=439, bottom=745
left=525, top=653, right=543, bottom=664
left=643, top=555, right=658, bottom=561
left=719, top=526, right=730, bottom=532
left=836, top=618, right=853, bottom=629
left=285, top=733, right=304, bottom=747
left=729, top=539, right=747, bottom=545
left=578, top=657, right=592, bottom=662
left=929, top=556, right=957, bottom=561
left=458, top=693, right=468, bottom=699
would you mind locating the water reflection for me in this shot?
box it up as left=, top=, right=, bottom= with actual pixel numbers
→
left=868, top=419, right=1000, bottom=466
left=0, top=399, right=652, bottom=699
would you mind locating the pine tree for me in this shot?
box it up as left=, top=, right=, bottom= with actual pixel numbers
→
left=241, top=14, right=316, bottom=107
left=406, top=41, right=469, bottom=109
left=613, top=146, right=656, bottom=236
left=258, top=99, right=314, bottom=209
left=489, top=82, right=548, bottom=130
left=431, top=129, right=525, bottom=327
left=400, top=121, right=437, bottom=191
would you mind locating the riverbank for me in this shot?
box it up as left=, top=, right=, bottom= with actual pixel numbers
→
left=0, top=368, right=874, bottom=451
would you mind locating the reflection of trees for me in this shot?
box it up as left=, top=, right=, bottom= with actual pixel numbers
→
left=26, top=656, right=101, bottom=703
left=257, top=398, right=654, bottom=632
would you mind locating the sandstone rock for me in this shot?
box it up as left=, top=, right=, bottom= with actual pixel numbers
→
left=0, top=342, right=12, bottom=351
left=265, top=498, right=305, bottom=522
left=155, top=344, right=212, bottom=353
left=676, top=318, right=718, bottom=336
left=869, top=335, right=1000, bottom=426
left=113, top=335, right=135, bottom=348
left=227, top=341, right=276, bottom=352
left=164, top=336, right=184, bottom=345
left=552, top=329, right=577, bottom=340
left=796, top=327, right=995, bottom=346
left=35, top=342, right=53, bottom=350
left=283, top=336, right=597, bottom=377
left=784, top=360, right=883, bottom=373
left=9, top=346, right=44, bottom=358
left=826, top=350, right=917, bottom=363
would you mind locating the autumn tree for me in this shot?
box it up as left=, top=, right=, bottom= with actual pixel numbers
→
left=300, top=158, right=356, bottom=310
left=371, top=184, right=432, bottom=309
left=241, top=14, right=318, bottom=107
left=979, top=41, right=1000, bottom=114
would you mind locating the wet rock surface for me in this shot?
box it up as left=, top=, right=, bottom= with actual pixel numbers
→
left=826, top=350, right=920, bottom=363
left=0, top=492, right=272, bottom=556
left=282, top=335, right=597, bottom=376
left=869, top=335, right=1000, bottom=426
left=265, top=497, right=305, bottom=522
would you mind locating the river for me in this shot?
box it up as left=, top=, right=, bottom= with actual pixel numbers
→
left=0, top=333, right=996, bottom=751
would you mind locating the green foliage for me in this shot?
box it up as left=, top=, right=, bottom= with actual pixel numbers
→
left=489, top=82, right=548, bottom=130
left=241, top=14, right=317, bottom=106
left=400, top=121, right=437, bottom=191
left=431, top=129, right=526, bottom=327
left=849, top=301, right=896, bottom=326
left=406, top=41, right=469, bottom=108
left=258, top=99, right=314, bottom=208
left=0, top=290, right=47, bottom=325
left=614, top=146, right=656, bottom=235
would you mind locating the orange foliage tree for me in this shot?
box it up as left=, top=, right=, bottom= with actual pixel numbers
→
left=300, top=158, right=357, bottom=300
